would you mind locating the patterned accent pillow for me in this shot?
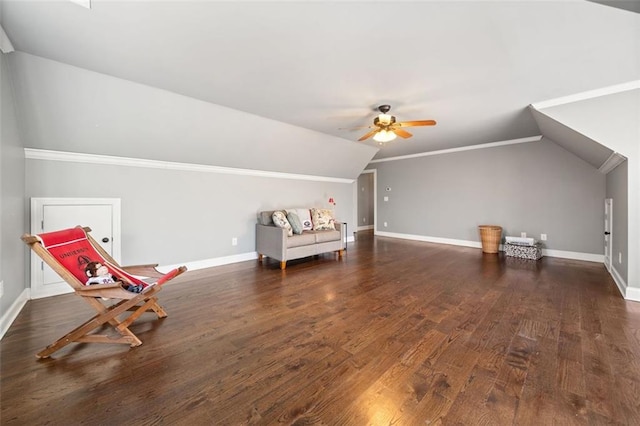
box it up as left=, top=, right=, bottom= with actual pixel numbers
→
left=296, top=208, right=313, bottom=231
left=310, top=208, right=335, bottom=231
left=286, top=211, right=304, bottom=235
left=272, top=211, right=293, bottom=237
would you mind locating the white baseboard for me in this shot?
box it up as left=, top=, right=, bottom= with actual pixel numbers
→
left=542, top=249, right=604, bottom=263
left=610, top=265, right=629, bottom=299
left=374, top=231, right=604, bottom=262
left=160, top=251, right=259, bottom=273
left=625, top=286, right=640, bottom=302
left=0, top=288, right=30, bottom=340
left=375, top=231, right=482, bottom=249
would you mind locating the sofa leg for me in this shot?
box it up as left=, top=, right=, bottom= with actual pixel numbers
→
left=338, top=249, right=344, bottom=258
left=280, top=261, right=286, bottom=270
left=258, top=254, right=263, bottom=262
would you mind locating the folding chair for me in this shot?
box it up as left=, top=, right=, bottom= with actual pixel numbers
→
left=22, top=226, right=187, bottom=359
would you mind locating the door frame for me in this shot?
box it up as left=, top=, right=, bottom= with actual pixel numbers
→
left=30, top=198, right=121, bottom=299
left=604, top=198, right=613, bottom=272
left=356, top=169, right=377, bottom=233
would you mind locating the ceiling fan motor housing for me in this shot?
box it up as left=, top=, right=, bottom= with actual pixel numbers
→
left=374, top=115, right=396, bottom=126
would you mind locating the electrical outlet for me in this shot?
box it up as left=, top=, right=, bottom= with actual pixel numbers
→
left=384, top=196, right=389, bottom=202
left=231, top=237, right=238, bottom=246
left=383, top=222, right=388, bottom=227
left=521, top=232, right=527, bottom=238
left=363, top=217, right=366, bottom=223
left=541, top=234, right=547, bottom=241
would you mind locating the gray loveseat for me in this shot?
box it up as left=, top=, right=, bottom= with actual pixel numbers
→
left=256, top=210, right=345, bottom=270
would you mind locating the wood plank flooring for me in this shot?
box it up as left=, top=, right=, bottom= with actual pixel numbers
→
left=2, top=231, right=640, bottom=425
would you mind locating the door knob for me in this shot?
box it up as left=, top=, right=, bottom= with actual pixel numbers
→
left=604, top=232, right=610, bottom=235
left=102, top=237, right=110, bottom=243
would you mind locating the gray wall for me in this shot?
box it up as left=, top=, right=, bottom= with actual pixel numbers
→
left=536, top=89, right=638, bottom=289
left=26, top=160, right=354, bottom=267
left=9, top=52, right=377, bottom=180
left=368, top=138, right=605, bottom=254
left=2, top=50, right=359, bottom=319
left=1, top=51, right=27, bottom=317
left=606, top=160, right=628, bottom=283
left=357, top=172, right=374, bottom=230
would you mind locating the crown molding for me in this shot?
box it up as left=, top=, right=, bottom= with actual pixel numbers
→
left=599, top=152, right=627, bottom=174
left=368, top=136, right=542, bottom=164
left=24, top=148, right=354, bottom=184
left=531, top=80, right=640, bottom=110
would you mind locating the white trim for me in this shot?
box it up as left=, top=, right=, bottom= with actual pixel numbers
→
left=541, top=249, right=604, bottom=263
left=357, top=225, right=374, bottom=231
left=375, top=231, right=482, bottom=248
left=0, top=288, right=30, bottom=340
left=375, top=231, right=605, bottom=262
left=160, top=252, right=259, bottom=273
left=625, top=286, right=640, bottom=303
left=24, top=148, right=354, bottom=184
left=369, top=136, right=542, bottom=164
left=68, top=0, right=91, bottom=9
left=610, top=265, right=628, bottom=299
left=599, top=152, right=627, bottom=174
left=531, top=81, right=640, bottom=110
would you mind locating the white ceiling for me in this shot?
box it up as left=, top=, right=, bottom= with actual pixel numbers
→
left=1, top=0, right=639, bottom=160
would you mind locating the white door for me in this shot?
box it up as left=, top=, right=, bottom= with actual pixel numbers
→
left=30, top=198, right=121, bottom=299
left=604, top=198, right=612, bottom=272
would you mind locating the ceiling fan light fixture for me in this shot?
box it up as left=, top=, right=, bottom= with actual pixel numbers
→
left=373, top=130, right=397, bottom=143
left=377, top=113, right=393, bottom=125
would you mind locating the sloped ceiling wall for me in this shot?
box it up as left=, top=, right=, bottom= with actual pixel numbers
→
left=9, top=52, right=378, bottom=180
left=529, top=108, right=614, bottom=169
left=531, top=88, right=640, bottom=290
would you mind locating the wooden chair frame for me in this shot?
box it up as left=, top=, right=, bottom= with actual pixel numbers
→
left=22, top=226, right=186, bottom=359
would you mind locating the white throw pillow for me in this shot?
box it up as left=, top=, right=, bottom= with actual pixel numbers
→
left=295, top=208, right=313, bottom=231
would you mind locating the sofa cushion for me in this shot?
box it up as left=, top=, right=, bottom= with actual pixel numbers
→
left=296, top=208, right=313, bottom=231
left=311, top=229, right=341, bottom=243
left=258, top=211, right=275, bottom=226
left=272, top=211, right=293, bottom=237
left=286, top=232, right=316, bottom=248
left=311, top=208, right=335, bottom=231
left=286, top=211, right=304, bottom=235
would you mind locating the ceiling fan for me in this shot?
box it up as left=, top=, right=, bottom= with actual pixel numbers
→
left=357, top=105, right=436, bottom=143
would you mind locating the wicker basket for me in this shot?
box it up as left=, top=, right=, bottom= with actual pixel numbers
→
left=478, top=225, right=502, bottom=254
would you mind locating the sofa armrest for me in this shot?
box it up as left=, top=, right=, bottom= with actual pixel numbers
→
left=256, top=224, right=287, bottom=261
left=334, top=222, right=345, bottom=249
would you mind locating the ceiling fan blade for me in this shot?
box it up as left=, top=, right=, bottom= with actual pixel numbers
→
left=340, top=125, right=373, bottom=131
left=397, top=120, right=437, bottom=127
left=358, top=129, right=379, bottom=141
left=393, top=128, right=413, bottom=139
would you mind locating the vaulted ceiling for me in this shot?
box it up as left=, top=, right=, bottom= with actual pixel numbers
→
left=1, top=0, right=638, bottom=161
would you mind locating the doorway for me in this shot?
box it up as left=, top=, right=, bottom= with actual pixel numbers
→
left=357, top=170, right=376, bottom=232
left=30, top=198, right=121, bottom=299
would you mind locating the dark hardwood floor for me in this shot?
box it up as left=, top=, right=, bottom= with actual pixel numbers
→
left=2, top=231, right=640, bottom=425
